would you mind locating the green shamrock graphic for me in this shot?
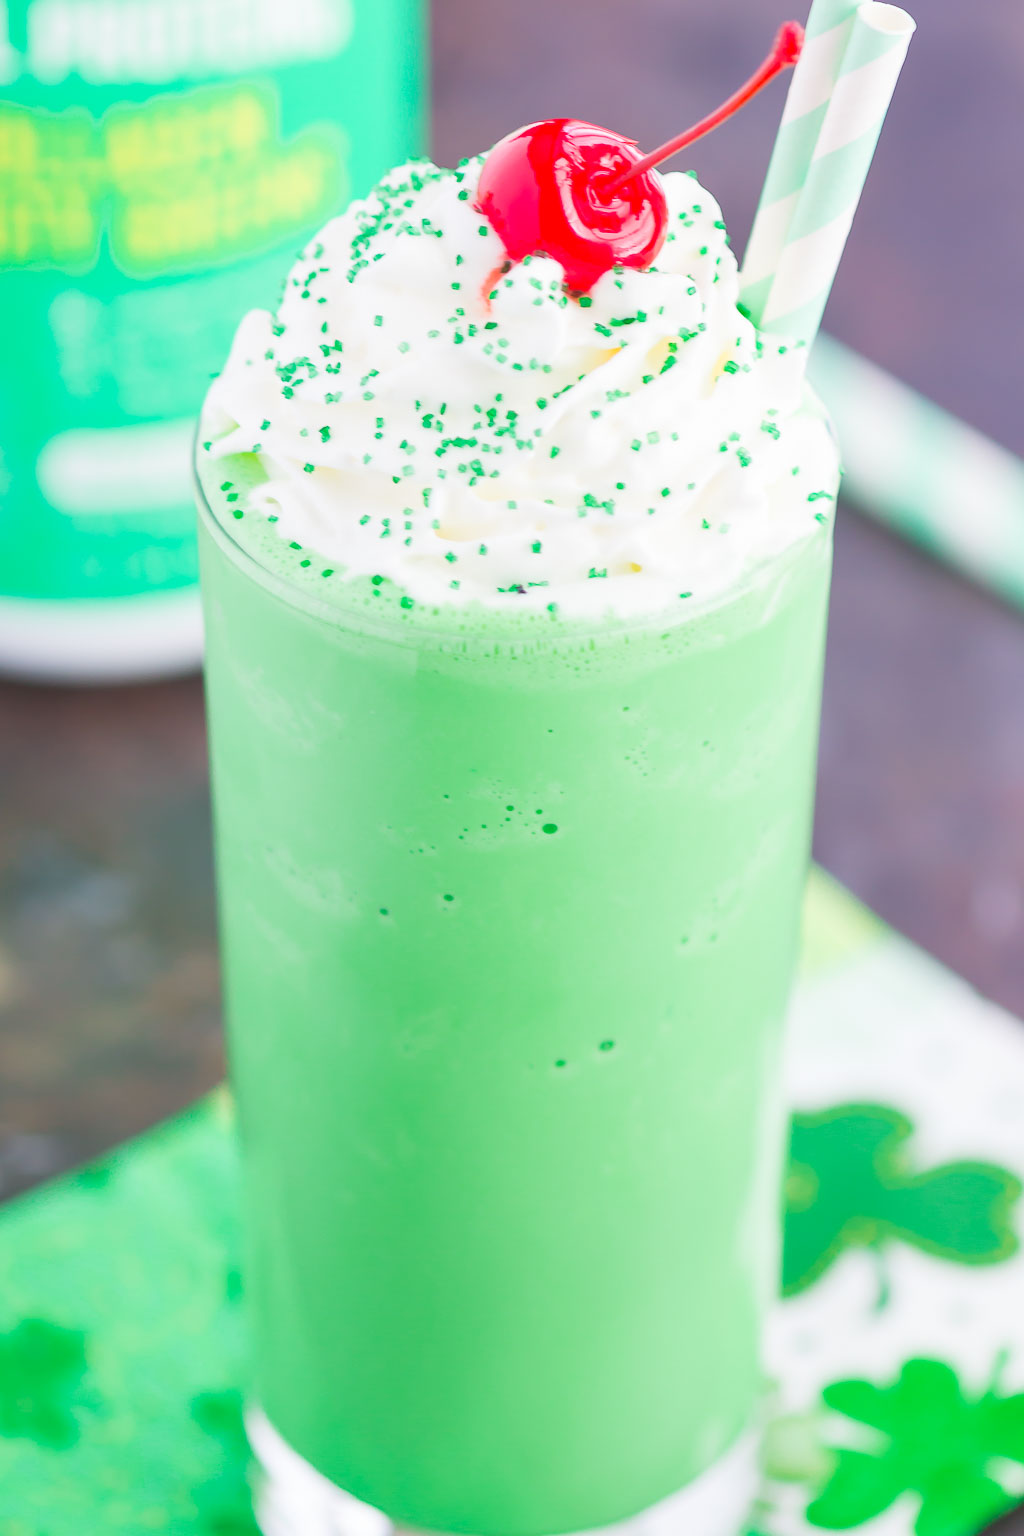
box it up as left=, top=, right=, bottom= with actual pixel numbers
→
left=192, top=1389, right=261, bottom=1535
left=807, top=1358, right=1024, bottom=1536
left=0, top=1317, right=89, bottom=1449
left=784, top=1104, right=1021, bottom=1296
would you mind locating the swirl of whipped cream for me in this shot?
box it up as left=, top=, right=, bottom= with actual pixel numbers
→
left=203, top=156, right=838, bottom=618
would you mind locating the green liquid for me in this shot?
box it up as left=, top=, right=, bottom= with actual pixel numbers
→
left=198, top=460, right=834, bottom=1536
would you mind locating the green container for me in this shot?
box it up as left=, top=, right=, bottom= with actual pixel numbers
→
left=0, top=0, right=423, bottom=680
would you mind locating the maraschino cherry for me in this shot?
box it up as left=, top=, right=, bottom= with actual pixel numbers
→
left=476, top=21, right=803, bottom=296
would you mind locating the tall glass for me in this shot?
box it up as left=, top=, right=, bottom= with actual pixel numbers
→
left=196, top=437, right=836, bottom=1536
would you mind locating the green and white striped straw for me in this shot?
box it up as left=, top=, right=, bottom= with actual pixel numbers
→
left=740, top=0, right=861, bottom=326
left=810, top=334, right=1024, bottom=609
left=741, top=2, right=915, bottom=349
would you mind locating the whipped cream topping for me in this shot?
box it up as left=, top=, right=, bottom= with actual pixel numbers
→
left=203, top=156, right=838, bottom=618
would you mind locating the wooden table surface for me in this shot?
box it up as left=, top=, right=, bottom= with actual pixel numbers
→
left=1, top=7, right=1023, bottom=1520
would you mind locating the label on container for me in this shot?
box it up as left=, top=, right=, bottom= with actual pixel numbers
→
left=0, top=0, right=423, bottom=601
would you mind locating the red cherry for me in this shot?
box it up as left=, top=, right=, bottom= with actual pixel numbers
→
left=476, top=21, right=804, bottom=298
left=476, top=120, right=667, bottom=296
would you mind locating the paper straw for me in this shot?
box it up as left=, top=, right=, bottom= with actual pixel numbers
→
left=751, top=3, right=915, bottom=349
left=739, top=0, right=862, bottom=325
left=809, top=334, right=1024, bottom=609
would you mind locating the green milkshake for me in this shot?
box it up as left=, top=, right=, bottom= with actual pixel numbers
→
left=197, top=149, right=839, bottom=1536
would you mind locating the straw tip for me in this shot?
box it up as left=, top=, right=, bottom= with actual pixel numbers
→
left=860, top=3, right=917, bottom=37
left=776, top=21, right=806, bottom=65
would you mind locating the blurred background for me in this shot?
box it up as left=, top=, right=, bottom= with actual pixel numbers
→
left=1, top=0, right=1022, bottom=1225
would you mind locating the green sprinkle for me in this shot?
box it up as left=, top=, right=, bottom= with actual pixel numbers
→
left=303, top=463, right=315, bottom=473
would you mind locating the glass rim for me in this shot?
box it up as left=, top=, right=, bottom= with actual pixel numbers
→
left=193, top=416, right=837, bottom=652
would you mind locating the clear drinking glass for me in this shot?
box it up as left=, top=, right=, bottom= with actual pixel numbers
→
left=196, top=423, right=837, bottom=1536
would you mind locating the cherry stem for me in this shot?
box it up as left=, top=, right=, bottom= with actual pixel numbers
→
left=604, top=22, right=805, bottom=194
